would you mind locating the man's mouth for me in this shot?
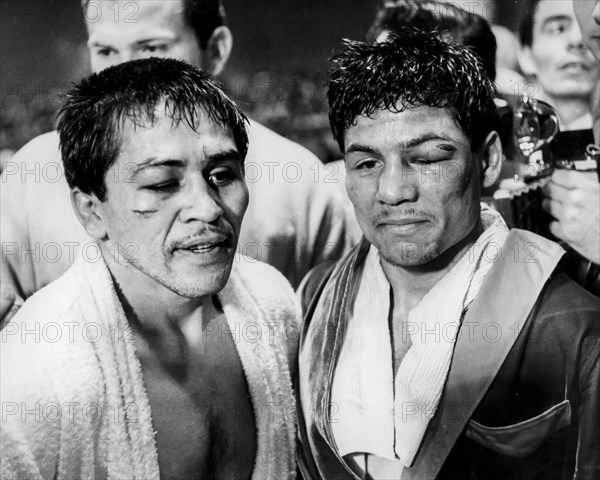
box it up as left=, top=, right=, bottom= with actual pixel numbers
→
left=560, top=61, right=592, bottom=72
left=184, top=243, right=223, bottom=253
left=382, top=218, right=428, bottom=226
left=378, top=218, right=430, bottom=235
left=173, top=233, right=232, bottom=254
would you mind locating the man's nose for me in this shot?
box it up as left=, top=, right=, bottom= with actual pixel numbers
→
left=375, top=162, right=418, bottom=205
left=119, top=50, right=137, bottom=63
left=178, top=179, right=224, bottom=224
left=567, top=23, right=586, bottom=49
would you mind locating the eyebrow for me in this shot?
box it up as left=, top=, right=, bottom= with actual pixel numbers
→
left=130, top=149, right=242, bottom=178
left=541, top=15, right=572, bottom=26
left=345, top=144, right=381, bottom=156
left=87, top=36, right=175, bottom=49
left=87, top=40, right=111, bottom=48
left=204, top=149, right=243, bottom=167
left=133, top=37, right=175, bottom=46
left=129, top=158, right=186, bottom=179
left=345, top=134, right=459, bottom=154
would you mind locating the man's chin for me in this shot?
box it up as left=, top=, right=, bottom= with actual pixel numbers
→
left=167, top=274, right=230, bottom=299
left=164, top=262, right=233, bottom=299
left=379, top=241, right=440, bottom=268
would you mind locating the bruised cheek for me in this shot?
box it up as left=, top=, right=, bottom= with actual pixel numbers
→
left=131, top=194, right=159, bottom=215
left=346, top=179, right=370, bottom=213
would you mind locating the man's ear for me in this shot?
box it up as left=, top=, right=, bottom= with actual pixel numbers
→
left=479, top=131, right=503, bottom=188
left=202, top=26, right=233, bottom=76
left=70, top=188, right=108, bottom=240
left=517, top=45, right=537, bottom=77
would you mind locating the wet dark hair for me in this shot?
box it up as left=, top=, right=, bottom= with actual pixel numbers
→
left=81, top=0, right=226, bottom=50
left=367, top=0, right=497, bottom=80
left=58, top=57, right=248, bottom=201
left=328, top=28, right=497, bottom=152
left=518, top=0, right=541, bottom=47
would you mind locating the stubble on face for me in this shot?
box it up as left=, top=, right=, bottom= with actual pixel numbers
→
left=344, top=106, right=483, bottom=270
left=98, top=108, right=247, bottom=301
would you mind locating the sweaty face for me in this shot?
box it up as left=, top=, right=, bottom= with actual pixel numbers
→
left=524, top=0, right=598, bottom=100
left=344, top=106, right=482, bottom=268
left=86, top=0, right=203, bottom=72
left=98, top=108, right=248, bottom=299
left=573, top=0, right=600, bottom=60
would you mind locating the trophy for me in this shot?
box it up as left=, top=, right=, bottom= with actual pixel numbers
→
left=499, top=96, right=600, bottom=294
left=513, top=94, right=559, bottom=179
left=493, top=95, right=559, bottom=233
left=495, top=95, right=598, bottom=236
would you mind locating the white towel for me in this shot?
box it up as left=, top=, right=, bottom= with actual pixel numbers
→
left=1, top=244, right=299, bottom=480
left=332, top=205, right=509, bottom=470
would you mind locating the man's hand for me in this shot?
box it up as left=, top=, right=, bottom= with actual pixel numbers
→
left=542, top=170, right=600, bottom=264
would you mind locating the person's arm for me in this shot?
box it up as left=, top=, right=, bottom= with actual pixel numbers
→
left=542, top=170, right=600, bottom=265
left=0, top=133, right=64, bottom=322
left=1, top=138, right=42, bottom=321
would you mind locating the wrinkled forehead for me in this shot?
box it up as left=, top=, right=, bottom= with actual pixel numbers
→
left=85, top=0, right=187, bottom=42
left=345, top=105, right=470, bottom=148
left=113, top=101, right=221, bottom=137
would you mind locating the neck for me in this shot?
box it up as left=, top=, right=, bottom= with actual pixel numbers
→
left=99, top=243, right=206, bottom=335
left=381, top=220, right=483, bottom=314
left=537, top=91, right=592, bottom=130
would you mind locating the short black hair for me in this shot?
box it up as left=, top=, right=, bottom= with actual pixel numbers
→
left=183, top=0, right=227, bottom=49
left=58, top=57, right=248, bottom=201
left=81, top=0, right=226, bottom=50
left=328, top=29, right=497, bottom=152
left=519, top=0, right=541, bottom=47
left=367, top=0, right=497, bottom=81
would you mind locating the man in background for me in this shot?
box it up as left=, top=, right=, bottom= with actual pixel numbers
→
left=541, top=0, right=600, bottom=269
left=1, top=0, right=357, bottom=322
left=367, top=0, right=498, bottom=80
left=518, top=0, right=598, bottom=130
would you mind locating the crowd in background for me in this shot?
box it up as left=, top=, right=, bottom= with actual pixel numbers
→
left=3, top=0, right=596, bottom=165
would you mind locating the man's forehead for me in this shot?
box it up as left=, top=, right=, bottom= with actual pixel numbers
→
left=533, top=0, right=574, bottom=26
left=118, top=105, right=229, bottom=138
left=345, top=105, right=467, bottom=145
left=113, top=111, right=238, bottom=171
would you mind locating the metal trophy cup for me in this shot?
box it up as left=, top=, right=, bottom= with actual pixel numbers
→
left=513, top=94, right=560, bottom=179
left=493, top=95, right=559, bottom=232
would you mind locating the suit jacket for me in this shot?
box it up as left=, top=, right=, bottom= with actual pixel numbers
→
left=297, top=230, right=600, bottom=480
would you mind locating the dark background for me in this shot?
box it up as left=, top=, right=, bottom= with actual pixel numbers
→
left=0, top=0, right=521, bottom=157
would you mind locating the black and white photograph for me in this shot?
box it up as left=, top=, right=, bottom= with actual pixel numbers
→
left=1, top=1, right=599, bottom=479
